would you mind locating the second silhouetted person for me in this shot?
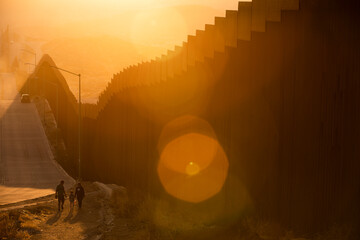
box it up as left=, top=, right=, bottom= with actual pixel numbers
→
left=75, top=182, right=85, bottom=208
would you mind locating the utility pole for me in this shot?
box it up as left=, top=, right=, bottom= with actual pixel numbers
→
left=78, top=74, right=81, bottom=179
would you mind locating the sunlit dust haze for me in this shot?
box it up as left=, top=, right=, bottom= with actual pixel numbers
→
left=0, top=0, right=249, bottom=102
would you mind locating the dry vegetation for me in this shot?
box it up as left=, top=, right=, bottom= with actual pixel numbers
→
left=104, top=190, right=359, bottom=240
left=0, top=206, right=54, bottom=240
left=1, top=185, right=357, bottom=240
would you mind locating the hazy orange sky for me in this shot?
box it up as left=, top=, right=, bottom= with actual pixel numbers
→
left=0, top=0, right=250, bottom=103
left=0, top=0, right=247, bottom=29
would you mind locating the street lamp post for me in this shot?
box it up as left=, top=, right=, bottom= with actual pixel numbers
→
left=49, top=65, right=81, bottom=179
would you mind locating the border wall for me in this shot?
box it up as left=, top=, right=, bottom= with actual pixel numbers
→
left=25, top=0, right=360, bottom=233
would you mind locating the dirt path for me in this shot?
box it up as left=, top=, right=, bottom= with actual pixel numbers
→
left=32, top=194, right=102, bottom=239
left=31, top=183, right=115, bottom=240
left=0, top=182, right=127, bottom=240
left=2, top=182, right=352, bottom=240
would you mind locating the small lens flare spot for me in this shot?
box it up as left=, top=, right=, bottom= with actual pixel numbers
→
left=186, top=162, right=200, bottom=176
left=158, top=132, right=229, bottom=203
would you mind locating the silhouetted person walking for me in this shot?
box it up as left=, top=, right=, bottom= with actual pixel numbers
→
left=55, top=180, right=66, bottom=211
left=75, top=182, right=85, bottom=208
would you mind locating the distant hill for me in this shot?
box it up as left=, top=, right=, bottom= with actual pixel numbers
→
left=42, top=36, right=166, bottom=103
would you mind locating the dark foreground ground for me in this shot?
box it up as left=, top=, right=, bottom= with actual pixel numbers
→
left=1, top=181, right=358, bottom=240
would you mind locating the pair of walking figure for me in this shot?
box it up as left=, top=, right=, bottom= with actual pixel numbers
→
left=55, top=180, right=85, bottom=211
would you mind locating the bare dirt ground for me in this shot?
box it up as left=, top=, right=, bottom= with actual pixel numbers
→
left=30, top=182, right=105, bottom=240
left=2, top=186, right=357, bottom=240
left=0, top=182, right=145, bottom=240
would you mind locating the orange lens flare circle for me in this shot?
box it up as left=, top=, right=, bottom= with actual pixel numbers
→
left=157, top=118, right=229, bottom=203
